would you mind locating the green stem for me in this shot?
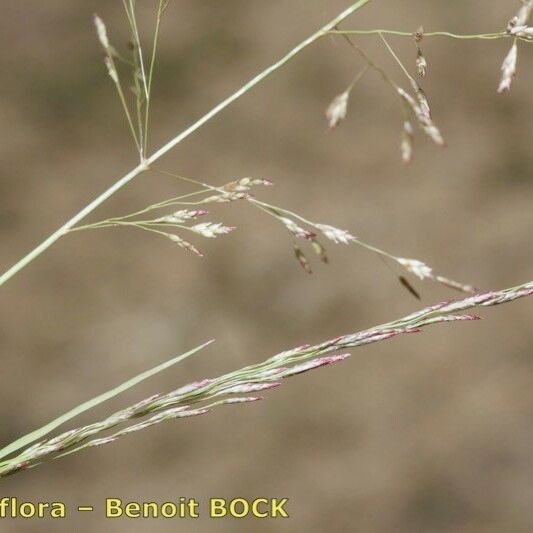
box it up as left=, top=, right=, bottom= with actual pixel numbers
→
left=126, top=0, right=149, bottom=100
left=143, top=0, right=165, bottom=155
left=112, top=63, right=141, bottom=153
left=330, top=29, right=510, bottom=40
left=0, top=0, right=373, bottom=289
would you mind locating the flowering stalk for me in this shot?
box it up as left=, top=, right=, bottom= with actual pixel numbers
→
left=1, top=280, right=531, bottom=478
left=0, top=0, right=373, bottom=289
left=107, top=168, right=472, bottom=294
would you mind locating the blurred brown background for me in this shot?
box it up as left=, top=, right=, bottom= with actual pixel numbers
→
left=1, top=1, right=532, bottom=531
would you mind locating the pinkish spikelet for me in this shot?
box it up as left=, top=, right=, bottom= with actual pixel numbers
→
left=221, top=396, right=264, bottom=404
left=168, top=234, right=204, bottom=257
left=498, top=42, right=518, bottom=94
left=279, top=217, right=316, bottom=240
left=271, top=344, right=313, bottom=360
left=315, top=223, right=357, bottom=245
left=283, top=353, right=351, bottom=377
left=173, top=378, right=213, bottom=396
left=176, top=408, right=210, bottom=418
left=190, top=222, right=236, bottom=238
left=256, top=367, right=288, bottom=378
left=222, top=382, right=281, bottom=394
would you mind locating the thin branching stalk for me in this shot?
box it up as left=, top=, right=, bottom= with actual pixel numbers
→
left=330, top=29, right=533, bottom=42
left=0, top=0, right=373, bottom=289
left=143, top=0, right=167, bottom=156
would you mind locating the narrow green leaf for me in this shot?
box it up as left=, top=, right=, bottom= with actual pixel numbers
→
left=0, top=340, right=213, bottom=461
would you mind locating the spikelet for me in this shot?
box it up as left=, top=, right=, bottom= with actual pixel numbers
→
left=416, top=48, right=427, bottom=78
left=279, top=217, right=316, bottom=240
left=293, top=244, right=312, bottom=274
left=159, top=210, right=208, bottom=223
left=400, top=120, right=414, bottom=164
left=315, top=223, right=357, bottom=245
left=93, top=14, right=110, bottom=50
left=189, top=222, right=235, bottom=238
left=509, top=25, right=533, bottom=39
left=515, top=0, right=533, bottom=26
left=310, top=238, right=329, bottom=264
left=414, top=26, right=424, bottom=43
left=410, top=79, right=432, bottom=120
left=168, top=234, right=204, bottom=257
left=325, top=91, right=349, bottom=129
left=498, top=0, right=533, bottom=92
left=399, top=275, right=421, bottom=300
left=104, top=57, right=118, bottom=84
left=396, top=257, right=433, bottom=280
left=223, top=177, right=273, bottom=192
left=497, top=42, right=518, bottom=93
left=413, top=26, right=427, bottom=78
left=397, top=88, right=444, bottom=146
left=201, top=192, right=252, bottom=203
